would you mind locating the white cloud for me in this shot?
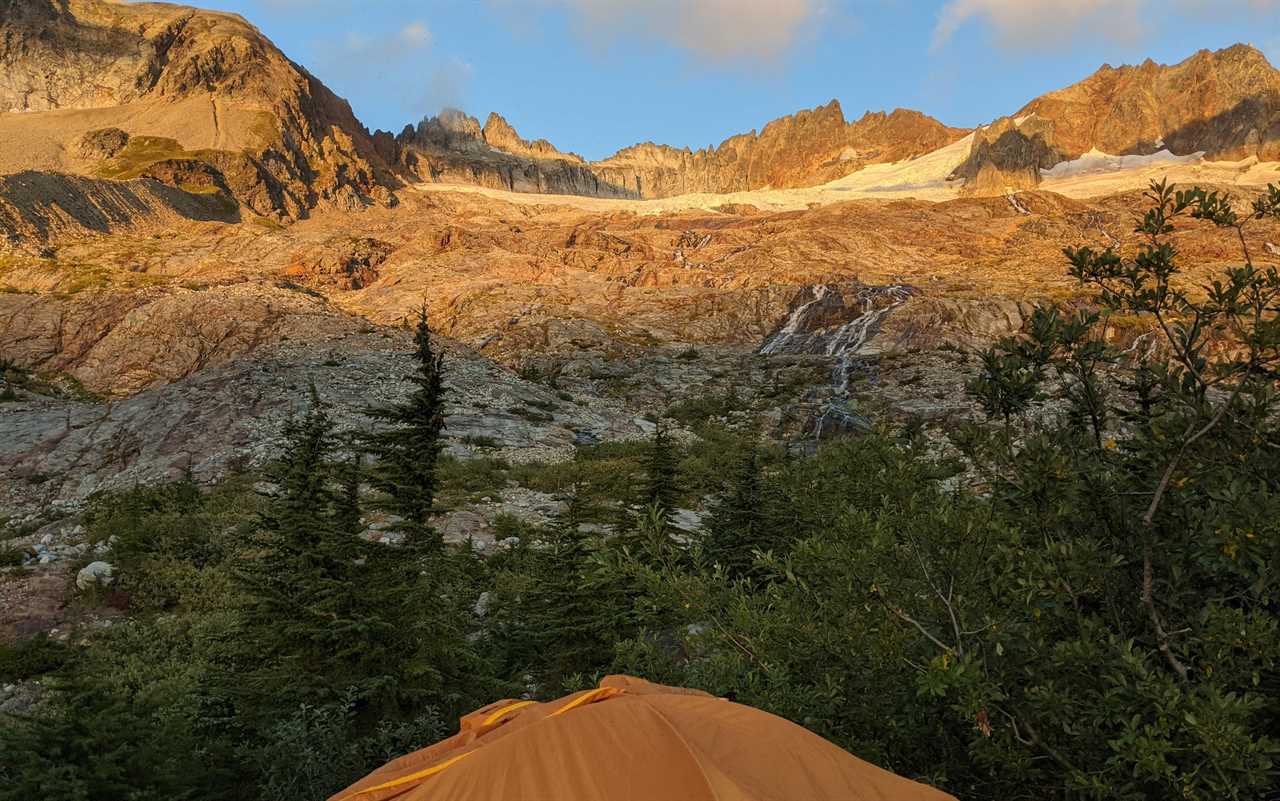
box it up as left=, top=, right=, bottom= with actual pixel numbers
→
left=933, top=0, right=1280, bottom=51
left=417, top=58, right=476, bottom=116
left=932, top=0, right=1143, bottom=50
left=341, top=20, right=433, bottom=61
left=397, top=21, right=433, bottom=49
left=543, top=0, right=828, bottom=62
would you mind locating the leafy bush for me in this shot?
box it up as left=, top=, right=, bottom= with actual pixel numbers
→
left=254, top=691, right=445, bottom=801
left=606, top=182, right=1280, bottom=800
left=0, top=635, right=71, bottom=682
left=83, top=477, right=258, bottom=612
left=0, top=545, right=26, bottom=567
left=666, top=387, right=745, bottom=426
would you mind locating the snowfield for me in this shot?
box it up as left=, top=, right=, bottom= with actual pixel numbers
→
left=413, top=137, right=1280, bottom=214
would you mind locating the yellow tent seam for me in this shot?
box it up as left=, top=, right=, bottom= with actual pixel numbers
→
left=549, top=686, right=622, bottom=717
left=481, top=699, right=537, bottom=727
left=336, top=750, right=476, bottom=800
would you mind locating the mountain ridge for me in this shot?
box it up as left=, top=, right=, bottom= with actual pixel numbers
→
left=2, top=1, right=1280, bottom=216
left=952, top=43, right=1280, bottom=194
left=389, top=100, right=968, bottom=199
left=0, top=0, right=397, bottom=221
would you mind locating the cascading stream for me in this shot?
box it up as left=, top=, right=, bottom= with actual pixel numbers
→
left=758, top=283, right=914, bottom=438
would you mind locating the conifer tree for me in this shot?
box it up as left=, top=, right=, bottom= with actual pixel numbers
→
left=638, top=421, right=679, bottom=521
left=703, top=445, right=772, bottom=579
left=358, top=305, right=484, bottom=709
left=235, top=388, right=395, bottom=709
left=334, top=450, right=364, bottom=537
left=520, top=482, right=618, bottom=688
left=363, top=304, right=447, bottom=551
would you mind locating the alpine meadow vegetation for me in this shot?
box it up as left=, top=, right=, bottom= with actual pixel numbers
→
left=1, top=183, right=1277, bottom=801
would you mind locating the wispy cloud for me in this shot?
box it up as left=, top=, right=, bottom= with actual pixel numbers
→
left=540, top=0, right=828, bottom=63
left=932, top=0, right=1142, bottom=51
left=416, top=58, right=476, bottom=118
left=340, top=20, right=434, bottom=62
left=933, top=0, right=1280, bottom=51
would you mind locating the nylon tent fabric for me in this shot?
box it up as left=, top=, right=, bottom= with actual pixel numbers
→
left=328, top=675, right=957, bottom=801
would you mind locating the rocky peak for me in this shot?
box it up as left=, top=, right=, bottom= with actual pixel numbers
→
left=408, top=108, right=488, bottom=153
left=391, top=95, right=963, bottom=201
left=398, top=109, right=585, bottom=164
left=482, top=113, right=585, bottom=163
left=953, top=43, right=1280, bottom=195
left=1017, top=43, right=1280, bottom=160
left=2, top=0, right=315, bottom=112
left=588, top=101, right=965, bottom=198
left=0, top=0, right=398, bottom=220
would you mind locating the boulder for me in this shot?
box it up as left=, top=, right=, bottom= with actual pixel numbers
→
left=76, top=560, right=115, bottom=591
left=73, top=127, right=130, bottom=161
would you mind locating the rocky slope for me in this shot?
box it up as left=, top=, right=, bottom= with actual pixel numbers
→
left=591, top=104, right=965, bottom=198
left=8, top=179, right=1278, bottom=514
left=0, top=0, right=397, bottom=221
left=391, top=103, right=966, bottom=200
left=952, top=45, right=1280, bottom=194
left=4, top=2, right=1280, bottom=519
left=392, top=109, right=635, bottom=198
left=7, top=183, right=1277, bottom=395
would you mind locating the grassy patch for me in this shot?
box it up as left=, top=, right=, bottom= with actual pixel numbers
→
left=438, top=456, right=513, bottom=505
left=177, top=183, right=222, bottom=195
left=2, top=359, right=100, bottom=403
left=94, top=136, right=187, bottom=180
left=666, top=388, right=746, bottom=426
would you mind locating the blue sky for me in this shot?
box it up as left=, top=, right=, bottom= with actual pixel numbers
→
left=196, top=0, right=1280, bottom=161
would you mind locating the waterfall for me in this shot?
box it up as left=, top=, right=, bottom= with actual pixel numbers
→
left=759, top=285, right=832, bottom=355
left=759, top=283, right=914, bottom=438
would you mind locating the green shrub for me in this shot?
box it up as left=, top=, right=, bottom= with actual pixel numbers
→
left=0, top=545, right=26, bottom=567
left=0, top=635, right=71, bottom=682
left=254, top=690, right=445, bottom=801
left=82, top=477, right=259, bottom=612
left=666, top=388, right=745, bottom=426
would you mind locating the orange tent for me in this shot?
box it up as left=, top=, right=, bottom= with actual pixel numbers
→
left=329, top=675, right=957, bottom=801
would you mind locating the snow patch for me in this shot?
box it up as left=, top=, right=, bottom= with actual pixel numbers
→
left=821, top=132, right=976, bottom=194
left=1040, top=148, right=1204, bottom=179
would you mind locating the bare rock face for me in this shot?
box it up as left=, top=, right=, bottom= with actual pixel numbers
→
left=0, top=309, right=647, bottom=507
left=1019, top=44, right=1280, bottom=162
left=957, top=45, right=1280, bottom=194
left=284, top=236, right=394, bottom=290
left=392, top=101, right=966, bottom=200
left=950, top=118, right=1063, bottom=196
left=0, top=170, right=239, bottom=246
left=481, top=113, right=584, bottom=163
left=593, top=103, right=966, bottom=198
left=394, top=109, right=634, bottom=198
left=0, top=0, right=398, bottom=220
left=0, top=284, right=355, bottom=396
